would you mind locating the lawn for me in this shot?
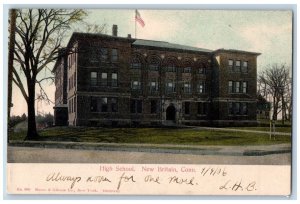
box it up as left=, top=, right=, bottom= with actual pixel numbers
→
left=9, top=126, right=291, bottom=146
left=224, top=126, right=292, bottom=133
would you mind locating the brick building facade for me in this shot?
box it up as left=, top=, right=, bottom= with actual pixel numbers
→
left=53, top=26, right=260, bottom=127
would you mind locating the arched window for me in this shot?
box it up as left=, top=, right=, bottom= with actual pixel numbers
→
left=148, top=56, right=160, bottom=71
left=131, top=56, right=142, bottom=69
left=165, top=59, right=177, bottom=72
left=183, top=59, right=193, bottom=73
left=198, top=63, right=207, bottom=74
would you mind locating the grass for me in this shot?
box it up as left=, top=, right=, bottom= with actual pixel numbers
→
left=224, top=126, right=292, bottom=133
left=9, top=126, right=291, bottom=146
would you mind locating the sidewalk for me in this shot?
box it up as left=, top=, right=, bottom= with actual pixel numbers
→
left=8, top=140, right=291, bottom=156
left=193, top=127, right=291, bottom=136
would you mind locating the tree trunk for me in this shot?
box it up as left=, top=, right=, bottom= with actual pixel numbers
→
left=25, top=79, right=39, bottom=140
left=282, top=95, right=285, bottom=125
left=272, top=96, right=278, bottom=121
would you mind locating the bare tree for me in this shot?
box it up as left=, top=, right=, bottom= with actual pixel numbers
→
left=283, top=77, right=292, bottom=122
left=258, top=64, right=291, bottom=121
left=12, top=9, right=86, bottom=140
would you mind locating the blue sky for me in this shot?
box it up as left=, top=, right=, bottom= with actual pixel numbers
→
left=11, top=9, right=293, bottom=115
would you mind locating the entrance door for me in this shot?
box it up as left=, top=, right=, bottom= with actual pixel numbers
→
left=166, top=105, right=176, bottom=121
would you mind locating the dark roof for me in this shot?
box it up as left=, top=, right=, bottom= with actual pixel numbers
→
left=68, top=32, right=134, bottom=45
left=132, top=39, right=212, bottom=53
left=213, top=48, right=261, bottom=56
left=68, top=32, right=212, bottom=53
left=66, top=32, right=260, bottom=56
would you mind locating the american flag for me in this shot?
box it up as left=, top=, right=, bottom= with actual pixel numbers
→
left=135, top=9, right=145, bottom=27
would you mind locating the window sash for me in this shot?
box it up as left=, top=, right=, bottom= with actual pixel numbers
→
left=235, top=82, right=240, bottom=93
left=184, top=102, right=190, bottom=114
left=184, top=83, right=191, bottom=93
left=101, top=98, right=108, bottom=112
left=112, top=73, right=118, bottom=87
left=100, top=73, right=108, bottom=86
left=166, top=82, right=175, bottom=93
left=199, top=67, right=205, bottom=74
left=197, top=102, right=208, bottom=115
left=228, top=102, right=248, bottom=115
left=90, top=72, right=98, bottom=86
left=166, top=65, right=176, bottom=72
left=243, top=82, right=247, bottom=93
left=149, top=81, right=158, bottom=92
left=100, top=48, right=108, bottom=61
left=131, top=63, right=141, bottom=69
left=183, top=67, right=191, bottom=73
left=149, top=64, right=159, bottom=71
left=198, top=82, right=205, bottom=93
left=132, top=81, right=141, bottom=90
left=151, top=100, right=158, bottom=113
left=137, top=100, right=143, bottom=113
left=111, top=49, right=118, bottom=62
left=111, top=98, right=118, bottom=112
left=228, top=81, right=233, bottom=93
left=242, top=61, right=248, bottom=73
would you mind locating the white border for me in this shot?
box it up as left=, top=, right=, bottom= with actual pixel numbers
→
left=1, top=1, right=298, bottom=203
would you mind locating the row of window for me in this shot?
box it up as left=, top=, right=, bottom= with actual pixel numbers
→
left=68, top=97, right=76, bottom=113
left=86, top=98, right=249, bottom=116
left=184, top=102, right=208, bottom=115
left=68, top=72, right=76, bottom=90
left=90, top=97, right=118, bottom=112
left=68, top=51, right=77, bottom=69
left=131, top=81, right=206, bottom=94
left=90, top=72, right=118, bottom=87
left=131, top=100, right=209, bottom=115
left=131, top=63, right=207, bottom=74
left=228, top=102, right=248, bottom=115
left=70, top=96, right=249, bottom=116
left=99, top=48, right=118, bottom=62
left=228, top=81, right=248, bottom=94
left=228, top=59, right=248, bottom=73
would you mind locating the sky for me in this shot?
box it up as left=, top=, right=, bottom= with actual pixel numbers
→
left=10, top=9, right=293, bottom=116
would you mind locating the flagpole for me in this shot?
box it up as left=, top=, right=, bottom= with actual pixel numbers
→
left=135, top=9, right=137, bottom=38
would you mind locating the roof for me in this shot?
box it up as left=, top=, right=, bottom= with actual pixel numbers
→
left=132, top=39, right=213, bottom=53
left=213, top=48, right=261, bottom=56
left=53, top=104, right=68, bottom=108
left=68, top=32, right=212, bottom=53
left=66, top=32, right=260, bottom=56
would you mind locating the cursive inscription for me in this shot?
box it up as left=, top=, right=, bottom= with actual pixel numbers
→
left=117, top=172, right=136, bottom=190
left=144, top=175, right=161, bottom=184
left=219, top=179, right=257, bottom=192
left=86, top=176, right=111, bottom=183
left=168, top=176, right=196, bottom=185
left=46, top=172, right=81, bottom=189
left=40, top=165, right=261, bottom=194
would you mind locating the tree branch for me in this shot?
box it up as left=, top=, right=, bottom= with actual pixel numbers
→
left=12, top=69, right=28, bottom=102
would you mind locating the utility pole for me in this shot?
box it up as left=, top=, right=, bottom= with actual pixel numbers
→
left=7, top=9, right=17, bottom=144
left=8, top=9, right=17, bottom=120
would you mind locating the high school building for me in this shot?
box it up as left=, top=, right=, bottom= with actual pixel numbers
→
left=53, top=25, right=260, bottom=127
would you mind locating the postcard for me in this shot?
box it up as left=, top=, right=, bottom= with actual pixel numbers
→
left=6, top=8, right=292, bottom=196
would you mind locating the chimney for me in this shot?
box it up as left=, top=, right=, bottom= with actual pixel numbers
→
left=112, top=24, right=118, bottom=37
left=127, top=34, right=131, bottom=39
